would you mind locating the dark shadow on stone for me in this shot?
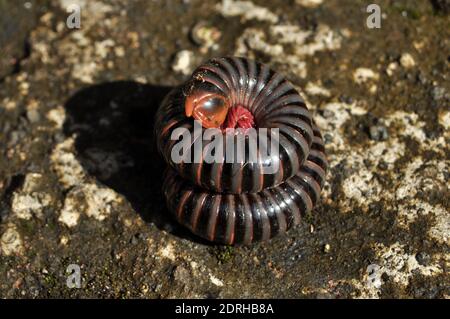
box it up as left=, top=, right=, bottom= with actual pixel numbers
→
left=63, top=81, right=212, bottom=245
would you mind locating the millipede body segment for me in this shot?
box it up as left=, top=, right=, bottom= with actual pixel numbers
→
left=155, top=57, right=327, bottom=245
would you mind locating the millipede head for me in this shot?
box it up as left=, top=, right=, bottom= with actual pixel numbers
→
left=184, top=79, right=231, bottom=129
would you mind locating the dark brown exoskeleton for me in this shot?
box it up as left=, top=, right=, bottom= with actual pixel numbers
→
left=155, top=57, right=328, bottom=245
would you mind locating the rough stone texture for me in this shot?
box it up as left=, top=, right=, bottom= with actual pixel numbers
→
left=0, top=0, right=448, bottom=298
left=0, top=1, right=41, bottom=80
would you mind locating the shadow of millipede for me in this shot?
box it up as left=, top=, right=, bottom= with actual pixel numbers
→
left=63, top=81, right=212, bottom=245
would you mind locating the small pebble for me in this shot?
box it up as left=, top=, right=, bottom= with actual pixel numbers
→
left=353, top=68, right=379, bottom=84
left=323, top=133, right=333, bottom=144
left=415, top=252, right=431, bottom=266
left=377, top=161, right=388, bottom=170
left=190, top=21, right=221, bottom=51
left=323, top=244, right=331, bottom=253
left=27, top=109, right=40, bottom=123
left=386, top=62, right=398, bottom=76
left=369, top=124, right=388, bottom=141
left=338, top=95, right=353, bottom=104
left=141, top=284, right=149, bottom=294
left=400, top=53, right=416, bottom=68
left=432, top=86, right=447, bottom=101
left=320, top=109, right=334, bottom=118
left=172, top=50, right=195, bottom=76
left=130, top=234, right=139, bottom=245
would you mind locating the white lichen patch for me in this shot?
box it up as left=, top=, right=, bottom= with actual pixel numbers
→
left=313, top=100, right=447, bottom=235
left=340, top=110, right=449, bottom=240
left=386, top=62, right=398, bottom=77
left=94, top=39, right=115, bottom=59
left=373, top=243, right=442, bottom=286
left=353, top=68, right=379, bottom=84
left=70, top=31, right=90, bottom=47
left=385, top=110, right=448, bottom=161
left=275, top=24, right=343, bottom=79
left=0, top=224, right=24, bottom=256
left=269, top=25, right=311, bottom=45
left=11, top=173, right=51, bottom=220
left=56, top=1, right=115, bottom=83
left=235, top=28, right=284, bottom=57
left=314, top=101, right=368, bottom=151
left=114, top=46, right=125, bottom=57
left=60, top=235, right=69, bottom=246
left=60, top=32, right=99, bottom=83
left=341, top=153, right=383, bottom=206
left=159, top=243, right=176, bottom=261
left=235, top=23, right=343, bottom=80
left=50, top=138, right=86, bottom=189
left=400, top=53, right=416, bottom=69
left=350, top=243, right=445, bottom=298
left=191, top=22, right=222, bottom=52
left=393, top=155, right=448, bottom=239
left=394, top=159, right=421, bottom=200
left=1, top=98, right=17, bottom=111
left=58, top=182, right=123, bottom=227
left=312, top=101, right=411, bottom=209
left=294, top=24, right=342, bottom=57
left=395, top=200, right=449, bottom=245
left=33, top=40, right=52, bottom=64
left=367, top=138, right=405, bottom=167
left=59, top=189, right=82, bottom=227
left=46, top=106, right=66, bottom=129
left=428, top=206, right=449, bottom=245
left=305, top=82, right=331, bottom=97
left=365, top=264, right=382, bottom=290
left=276, top=56, right=308, bottom=79
left=338, top=137, right=405, bottom=207
left=324, top=104, right=446, bottom=222
left=295, top=0, right=323, bottom=8
left=395, top=158, right=446, bottom=201
left=209, top=274, right=224, bottom=287
left=51, top=137, right=125, bottom=227
left=71, top=61, right=98, bottom=84
left=386, top=111, right=427, bottom=143
left=59, top=0, right=86, bottom=9
left=26, top=99, right=39, bottom=119
left=439, top=111, right=450, bottom=130
left=172, top=50, right=196, bottom=76
left=217, top=0, right=278, bottom=23
left=82, top=183, right=122, bottom=221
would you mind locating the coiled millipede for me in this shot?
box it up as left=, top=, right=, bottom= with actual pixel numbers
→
left=155, top=57, right=327, bottom=245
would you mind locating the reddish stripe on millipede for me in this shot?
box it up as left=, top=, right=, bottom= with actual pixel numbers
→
left=191, top=193, right=207, bottom=231
left=176, top=190, right=193, bottom=220
left=206, top=195, right=222, bottom=241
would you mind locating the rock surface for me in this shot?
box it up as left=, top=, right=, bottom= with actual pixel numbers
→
left=0, top=0, right=448, bottom=298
